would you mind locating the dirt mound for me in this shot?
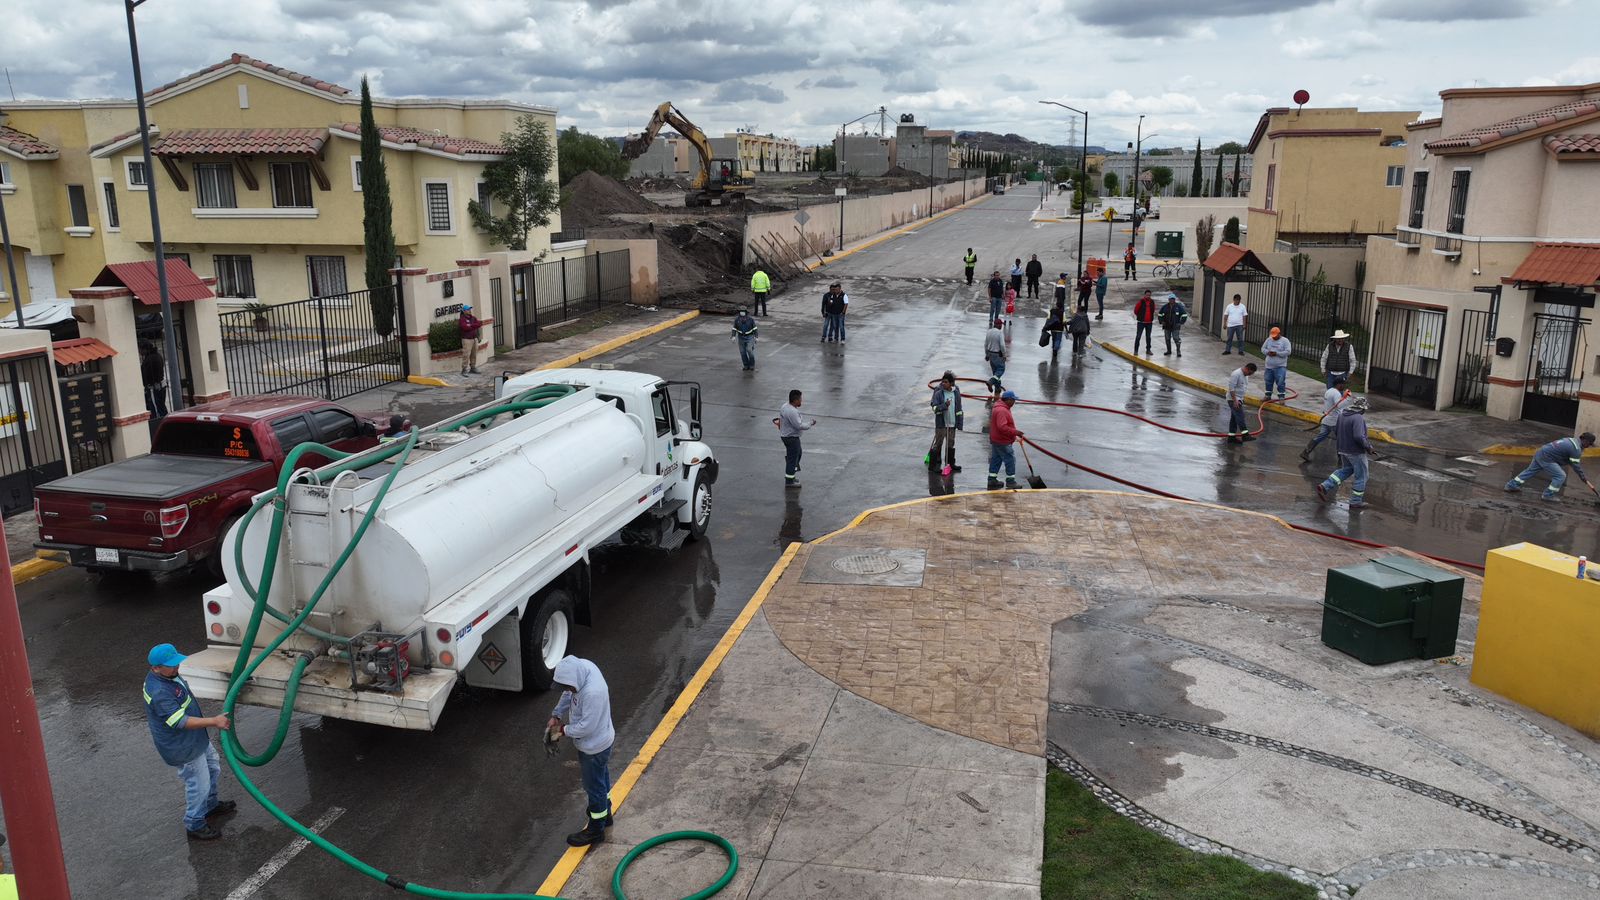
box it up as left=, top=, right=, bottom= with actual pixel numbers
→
left=587, top=220, right=746, bottom=303
left=562, top=171, right=662, bottom=229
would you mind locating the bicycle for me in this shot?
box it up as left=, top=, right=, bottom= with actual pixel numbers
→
left=1152, top=262, right=1197, bottom=279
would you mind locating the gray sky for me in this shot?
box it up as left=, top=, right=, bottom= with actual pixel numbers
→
left=5, top=0, right=1594, bottom=150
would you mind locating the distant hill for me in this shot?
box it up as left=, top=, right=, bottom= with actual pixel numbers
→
left=955, top=131, right=1106, bottom=157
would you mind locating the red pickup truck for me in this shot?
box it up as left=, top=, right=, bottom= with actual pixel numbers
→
left=35, top=396, right=383, bottom=576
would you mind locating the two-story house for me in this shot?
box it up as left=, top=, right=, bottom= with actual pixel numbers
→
left=2, top=54, right=561, bottom=309
left=1244, top=106, right=1418, bottom=254
left=1364, top=81, right=1600, bottom=430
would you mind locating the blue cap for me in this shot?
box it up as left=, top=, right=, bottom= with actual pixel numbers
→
left=148, top=643, right=186, bottom=668
left=1000, top=390, right=1017, bottom=401
left=461, top=304, right=472, bottom=310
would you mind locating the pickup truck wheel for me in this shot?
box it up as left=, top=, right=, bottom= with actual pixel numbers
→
left=685, top=472, right=712, bottom=541
left=520, top=588, right=573, bottom=691
left=207, top=514, right=242, bottom=581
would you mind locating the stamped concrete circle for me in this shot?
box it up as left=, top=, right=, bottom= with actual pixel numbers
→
left=831, top=553, right=901, bottom=575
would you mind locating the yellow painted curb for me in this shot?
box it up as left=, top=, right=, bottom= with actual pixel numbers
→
left=13, top=554, right=66, bottom=585
left=536, top=541, right=802, bottom=897
left=1097, top=340, right=1424, bottom=447
left=535, top=311, right=700, bottom=372
left=405, top=375, right=451, bottom=387
left=804, top=193, right=991, bottom=272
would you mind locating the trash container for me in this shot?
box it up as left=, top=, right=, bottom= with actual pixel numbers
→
left=1087, top=259, right=1106, bottom=280
left=1154, top=231, right=1184, bottom=259
left=1321, top=556, right=1464, bottom=665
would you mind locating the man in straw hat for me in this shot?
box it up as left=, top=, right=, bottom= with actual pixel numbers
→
left=1320, top=329, right=1361, bottom=390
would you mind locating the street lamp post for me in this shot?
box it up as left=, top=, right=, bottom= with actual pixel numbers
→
left=1, top=188, right=26, bottom=328
left=125, top=0, right=185, bottom=414
left=1039, top=100, right=1089, bottom=281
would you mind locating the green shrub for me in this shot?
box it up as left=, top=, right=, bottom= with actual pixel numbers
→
left=429, top=320, right=461, bottom=354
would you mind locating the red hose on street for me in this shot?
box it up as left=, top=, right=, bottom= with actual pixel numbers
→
left=932, top=377, right=1486, bottom=572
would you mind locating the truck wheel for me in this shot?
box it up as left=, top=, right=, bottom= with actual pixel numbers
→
left=520, top=588, right=573, bottom=691
left=207, top=514, right=242, bottom=581
left=685, top=472, right=712, bottom=541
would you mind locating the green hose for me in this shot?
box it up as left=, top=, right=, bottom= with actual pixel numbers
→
left=215, top=384, right=735, bottom=899
left=612, top=832, right=737, bottom=900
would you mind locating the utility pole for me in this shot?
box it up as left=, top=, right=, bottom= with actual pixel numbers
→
left=1131, top=115, right=1146, bottom=253
left=0, top=182, right=25, bottom=328
left=1040, top=100, right=1090, bottom=281
left=0, top=529, right=73, bottom=900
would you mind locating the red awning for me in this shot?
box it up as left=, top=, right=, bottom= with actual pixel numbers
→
left=92, top=259, right=215, bottom=305
left=1507, top=243, right=1600, bottom=288
left=52, top=338, right=118, bottom=366
left=1203, top=243, right=1272, bottom=277
left=152, top=127, right=327, bottom=157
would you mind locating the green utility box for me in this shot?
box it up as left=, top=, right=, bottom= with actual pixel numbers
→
left=1154, top=230, right=1184, bottom=258
left=1321, top=555, right=1464, bottom=665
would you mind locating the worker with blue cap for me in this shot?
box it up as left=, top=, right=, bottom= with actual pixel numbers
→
left=143, top=643, right=235, bottom=840
left=987, top=390, right=1024, bottom=490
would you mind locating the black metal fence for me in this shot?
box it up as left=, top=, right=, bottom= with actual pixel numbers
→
left=1370, top=305, right=1444, bottom=408
left=0, top=353, right=68, bottom=516
left=1452, top=308, right=1495, bottom=410
left=1524, top=312, right=1588, bottom=428
left=507, top=250, right=632, bottom=349
left=220, top=284, right=408, bottom=401
left=1238, top=274, right=1372, bottom=368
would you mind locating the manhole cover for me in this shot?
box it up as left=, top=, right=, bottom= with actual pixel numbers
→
left=832, top=554, right=901, bottom=575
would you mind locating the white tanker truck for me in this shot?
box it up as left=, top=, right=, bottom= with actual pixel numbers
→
left=180, top=368, right=717, bottom=730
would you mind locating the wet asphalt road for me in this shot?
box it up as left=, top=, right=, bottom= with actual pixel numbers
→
left=13, top=189, right=1600, bottom=900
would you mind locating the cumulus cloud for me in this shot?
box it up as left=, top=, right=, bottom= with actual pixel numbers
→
left=712, top=80, right=787, bottom=104
left=1284, top=31, right=1383, bottom=59
left=1361, top=0, right=1534, bottom=20
left=797, top=75, right=858, bottom=90
left=1073, top=0, right=1322, bottom=36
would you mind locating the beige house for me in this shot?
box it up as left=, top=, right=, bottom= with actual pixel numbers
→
left=1, top=54, right=562, bottom=311
left=1363, top=82, right=1600, bottom=429
left=713, top=130, right=802, bottom=173
left=1244, top=106, right=1418, bottom=254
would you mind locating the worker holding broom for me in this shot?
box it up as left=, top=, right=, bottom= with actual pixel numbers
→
left=1505, top=433, right=1596, bottom=502
left=987, top=390, right=1023, bottom=490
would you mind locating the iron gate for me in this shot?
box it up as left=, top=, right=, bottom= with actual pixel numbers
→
left=219, top=283, right=407, bottom=401
left=1369, top=304, right=1444, bottom=407
left=1524, top=312, right=1587, bottom=428
left=0, top=353, right=68, bottom=516
left=508, top=250, right=633, bottom=349
left=1452, top=308, right=1495, bottom=410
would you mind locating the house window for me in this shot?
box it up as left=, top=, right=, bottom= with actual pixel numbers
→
left=67, top=185, right=90, bottom=227
left=270, top=162, right=313, bottom=208
left=0, top=161, right=13, bottom=186
left=213, top=254, right=256, bottom=298
left=424, top=181, right=453, bottom=234
left=194, top=163, right=237, bottom=208
left=475, top=181, right=494, bottom=220
left=306, top=255, right=348, bottom=298
left=1385, top=165, right=1404, bottom=187
left=165, top=252, right=191, bottom=267
left=1408, top=171, right=1428, bottom=229
left=126, top=159, right=148, bottom=190
left=1263, top=164, right=1276, bottom=211
left=350, top=156, right=362, bottom=192
left=101, top=181, right=120, bottom=230
left=1447, top=170, right=1470, bottom=235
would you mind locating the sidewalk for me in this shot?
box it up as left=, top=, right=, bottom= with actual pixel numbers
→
left=1088, top=280, right=1568, bottom=456
left=546, top=491, right=1600, bottom=899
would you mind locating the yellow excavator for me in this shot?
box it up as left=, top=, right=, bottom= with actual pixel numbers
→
left=622, top=102, right=754, bottom=207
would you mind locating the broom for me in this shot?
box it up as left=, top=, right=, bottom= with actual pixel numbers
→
left=1019, top=440, right=1047, bottom=489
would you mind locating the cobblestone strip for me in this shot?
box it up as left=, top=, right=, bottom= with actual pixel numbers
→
left=1044, top=742, right=1354, bottom=899
left=1417, top=673, right=1600, bottom=787
left=1070, top=613, right=1318, bottom=692
left=1052, top=703, right=1597, bottom=856
left=1333, top=849, right=1600, bottom=893
left=1073, top=611, right=1600, bottom=846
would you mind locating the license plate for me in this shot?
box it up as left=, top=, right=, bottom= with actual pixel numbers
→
left=94, top=548, right=119, bottom=564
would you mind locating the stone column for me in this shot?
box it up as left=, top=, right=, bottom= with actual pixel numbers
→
left=186, top=276, right=231, bottom=404
left=1485, top=285, right=1536, bottom=422
left=69, top=286, right=152, bottom=458
left=393, top=267, right=433, bottom=378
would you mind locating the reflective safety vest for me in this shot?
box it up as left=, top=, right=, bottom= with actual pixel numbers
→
left=144, top=684, right=192, bottom=727
left=751, top=270, right=770, bottom=293
left=964, top=252, right=977, bottom=266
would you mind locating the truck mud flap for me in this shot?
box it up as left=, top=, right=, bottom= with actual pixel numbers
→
left=180, top=646, right=457, bottom=731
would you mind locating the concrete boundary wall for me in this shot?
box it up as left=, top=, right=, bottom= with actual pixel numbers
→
left=743, top=177, right=986, bottom=267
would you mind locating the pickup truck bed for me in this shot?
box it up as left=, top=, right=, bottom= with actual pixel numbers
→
left=38, top=454, right=270, bottom=501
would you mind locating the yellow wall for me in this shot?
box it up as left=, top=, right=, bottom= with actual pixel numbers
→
left=1471, top=543, right=1600, bottom=739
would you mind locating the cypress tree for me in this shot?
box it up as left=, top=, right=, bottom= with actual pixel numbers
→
left=1231, top=154, right=1242, bottom=197
left=1189, top=139, right=1203, bottom=197
left=360, top=77, right=397, bottom=339
left=1212, top=153, right=1224, bottom=197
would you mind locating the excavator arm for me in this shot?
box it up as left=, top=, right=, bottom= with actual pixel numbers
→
left=621, top=102, right=717, bottom=191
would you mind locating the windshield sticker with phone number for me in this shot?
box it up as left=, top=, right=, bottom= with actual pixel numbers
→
left=224, top=426, right=253, bottom=459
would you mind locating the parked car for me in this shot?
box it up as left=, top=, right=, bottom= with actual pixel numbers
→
left=34, top=395, right=385, bottom=577
left=0, top=300, right=81, bottom=342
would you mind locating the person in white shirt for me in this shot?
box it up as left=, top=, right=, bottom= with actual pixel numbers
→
left=1221, top=294, right=1248, bottom=355
left=1301, top=375, right=1350, bottom=462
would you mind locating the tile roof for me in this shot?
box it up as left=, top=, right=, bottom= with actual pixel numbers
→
left=146, top=53, right=350, bottom=99
left=92, top=259, right=216, bottom=305
left=1545, top=133, right=1600, bottom=156
left=152, top=128, right=327, bottom=156
left=330, top=122, right=506, bottom=157
left=88, top=127, right=145, bottom=156
left=1425, top=98, right=1600, bottom=151
left=1203, top=242, right=1273, bottom=277
left=1508, top=243, right=1600, bottom=287
left=0, top=125, right=59, bottom=157
left=52, top=338, right=118, bottom=366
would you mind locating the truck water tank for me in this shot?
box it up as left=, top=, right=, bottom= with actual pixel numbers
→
left=224, top=393, right=647, bottom=634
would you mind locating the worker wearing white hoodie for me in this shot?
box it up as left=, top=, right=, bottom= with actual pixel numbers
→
left=548, top=656, right=615, bottom=846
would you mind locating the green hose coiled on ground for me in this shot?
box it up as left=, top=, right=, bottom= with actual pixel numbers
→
left=214, top=382, right=734, bottom=899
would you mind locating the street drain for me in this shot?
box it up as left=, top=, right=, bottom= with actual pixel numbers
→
left=832, top=554, right=901, bottom=575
